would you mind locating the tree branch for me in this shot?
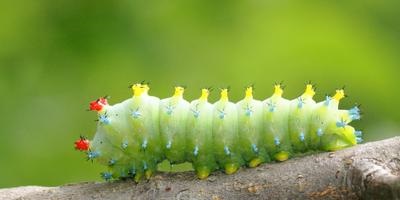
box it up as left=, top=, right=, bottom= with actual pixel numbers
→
left=2, top=137, right=400, bottom=200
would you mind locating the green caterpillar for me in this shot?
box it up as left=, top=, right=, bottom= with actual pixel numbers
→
left=74, top=83, right=362, bottom=181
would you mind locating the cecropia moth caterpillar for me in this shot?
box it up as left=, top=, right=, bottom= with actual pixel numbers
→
left=74, top=83, right=362, bottom=181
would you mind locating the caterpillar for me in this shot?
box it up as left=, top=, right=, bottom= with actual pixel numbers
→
left=74, top=83, right=362, bottom=181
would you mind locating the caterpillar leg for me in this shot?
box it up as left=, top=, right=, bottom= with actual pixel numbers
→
left=224, top=163, right=239, bottom=175
left=134, top=172, right=143, bottom=183
left=249, top=157, right=263, bottom=168
left=248, top=146, right=271, bottom=167
left=195, top=166, right=211, bottom=179
left=145, top=169, right=153, bottom=179
left=274, top=151, right=290, bottom=161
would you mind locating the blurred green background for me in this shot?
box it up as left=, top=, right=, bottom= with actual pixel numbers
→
left=1, top=0, right=399, bottom=188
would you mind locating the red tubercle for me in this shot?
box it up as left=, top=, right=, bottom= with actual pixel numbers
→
left=89, top=97, right=108, bottom=112
left=74, top=136, right=90, bottom=151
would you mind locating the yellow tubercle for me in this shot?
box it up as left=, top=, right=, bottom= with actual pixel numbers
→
left=273, top=84, right=283, bottom=97
left=220, top=88, right=229, bottom=101
left=132, top=83, right=146, bottom=97
left=173, top=86, right=185, bottom=97
left=249, top=158, right=262, bottom=168
left=274, top=151, right=289, bottom=161
left=224, top=163, right=238, bottom=175
left=245, top=87, right=253, bottom=100
left=303, top=84, right=315, bottom=97
left=199, top=88, right=209, bottom=101
left=333, top=89, right=345, bottom=101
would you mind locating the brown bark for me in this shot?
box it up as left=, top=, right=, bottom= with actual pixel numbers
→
left=1, top=137, right=400, bottom=200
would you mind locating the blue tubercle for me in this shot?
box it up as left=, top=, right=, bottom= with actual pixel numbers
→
left=297, top=97, right=305, bottom=108
left=121, top=141, right=128, bottom=149
left=324, top=96, right=331, bottom=106
left=299, top=132, right=305, bottom=142
left=336, top=119, right=347, bottom=128
left=251, top=143, right=258, bottom=153
left=99, top=114, right=110, bottom=124
left=244, top=105, right=253, bottom=117
left=348, top=106, right=361, bottom=120
left=191, top=109, right=200, bottom=118
left=131, top=108, right=141, bottom=119
left=165, top=104, right=174, bottom=115
left=108, top=159, right=116, bottom=166
left=267, top=100, right=276, bottom=112
left=87, top=151, right=100, bottom=160
left=355, top=130, right=362, bottom=137
left=274, top=137, right=280, bottom=146
left=355, top=130, right=363, bottom=144
left=224, top=146, right=231, bottom=156
left=218, top=109, right=226, bottom=119
left=317, top=128, right=323, bottom=137
left=141, top=139, right=148, bottom=150
left=101, top=172, right=112, bottom=181
left=193, top=146, right=199, bottom=156
left=166, top=140, right=172, bottom=149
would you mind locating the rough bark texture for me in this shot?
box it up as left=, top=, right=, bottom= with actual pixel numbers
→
left=1, top=137, right=400, bottom=200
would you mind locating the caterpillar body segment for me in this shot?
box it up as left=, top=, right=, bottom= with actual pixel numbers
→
left=90, top=103, right=133, bottom=179
left=129, top=84, right=162, bottom=179
left=159, top=86, right=190, bottom=164
left=212, top=88, right=244, bottom=174
left=288, top=84, right=316, bottom=152
left=262, top=85, right=292, bottom=161
left=185, top=89, right=217, bottom=179
left=78, top=83, right=362, bottom=181
left=237, top=87, right=269, bottom=167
